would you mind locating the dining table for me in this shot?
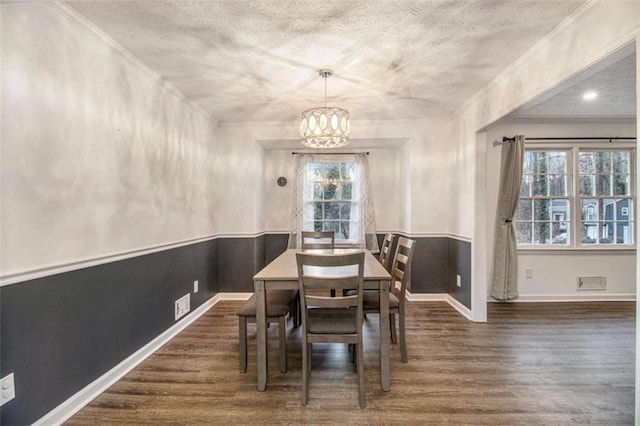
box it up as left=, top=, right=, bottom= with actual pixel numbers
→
left=252, top=248, right=393, bottom=391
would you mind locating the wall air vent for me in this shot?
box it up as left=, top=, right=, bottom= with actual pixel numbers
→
left=577, top=276, right=607, bottom=291
left=175, top=293, right=191, bottom=320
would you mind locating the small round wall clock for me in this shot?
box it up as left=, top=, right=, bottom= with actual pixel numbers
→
left=277, top=176, right=287, bottom=187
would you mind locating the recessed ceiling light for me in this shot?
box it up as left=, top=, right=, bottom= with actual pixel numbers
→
left=583, top=91, right=598, bottom=101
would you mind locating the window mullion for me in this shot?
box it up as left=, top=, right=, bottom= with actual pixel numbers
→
left=569, top=146, right=577, bottom=248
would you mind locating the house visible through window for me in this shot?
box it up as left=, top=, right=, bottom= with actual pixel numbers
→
left=305, top=161, right=360, bottom=242
left=516, top=146, right=635, bottom=248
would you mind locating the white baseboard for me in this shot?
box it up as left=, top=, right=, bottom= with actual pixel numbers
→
left=446, top=295, right=473, bottom=320
left=218, top=292, right=253, bottom=301
left=405, top=291, right=473, bottom=320
left=491, top=293, right=636, bottom=302
left=405, top=291, right=448, bottom=302
left=34, top=294, right=224, bottom=426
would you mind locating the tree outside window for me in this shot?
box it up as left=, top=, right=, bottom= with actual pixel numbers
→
left=516, top=150, right=569, bottom=245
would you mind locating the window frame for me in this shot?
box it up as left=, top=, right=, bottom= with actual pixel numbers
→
left=516, top=148, right=572, bottom=247
left=303, top=156, right=361, bottom=245
left=516, top=142, right=636, bottom=251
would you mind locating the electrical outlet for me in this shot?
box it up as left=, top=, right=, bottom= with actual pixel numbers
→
left=525, top=268, right=533, bottom=279
left=0, top=373, right=15, bottom=406
left=193, top=280, right=199, bottom=293
left=456, top=275, right=462, bottom=287
left=175, top=294, right=190, bottom=321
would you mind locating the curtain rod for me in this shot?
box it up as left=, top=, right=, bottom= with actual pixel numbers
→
left=291, top=151, right=369, bottom=155
left=494, top=136, right=636, bottom=147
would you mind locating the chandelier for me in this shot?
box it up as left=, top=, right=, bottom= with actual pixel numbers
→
left=300, top=69, right=350, bottom=148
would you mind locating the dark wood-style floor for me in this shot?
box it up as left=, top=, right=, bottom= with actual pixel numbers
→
left=67, top=301, right=635, bottom=425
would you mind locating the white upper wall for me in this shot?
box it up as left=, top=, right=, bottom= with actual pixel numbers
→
left=1, top=3, right=218, bottom=279
left=0, top=1, right=454, bottom=282
left=213, top=122, right=289, bottom=235
left=215, top=118, right=452, bottom=236
left=4, top=0, right=636, bottom=290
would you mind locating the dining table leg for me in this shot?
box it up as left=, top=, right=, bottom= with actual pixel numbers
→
left=255, top=279, right=267, bottom=391
left=379, top=279, right=390, bottom=391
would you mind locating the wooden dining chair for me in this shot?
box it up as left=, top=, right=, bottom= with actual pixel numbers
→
left=347, top=236, right=415, bottom=363
left=237, top=289, right=297, bottom=374
left=296, top=251, right=366, bottom=408
left=301, top=231, right=338, bottom=296
left=379, top=233, right=396, bottom=272
left=387, top=237, right=415, bottom=362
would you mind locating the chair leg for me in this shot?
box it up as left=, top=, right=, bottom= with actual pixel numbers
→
left=399, top=308, right=407, bottom=363
left=239, top=316, right=247, bottom=373
left=356, top=342, right=366, bottom=408
left=291, top=299, right=297, bottom=328
left=295, top=294, right=302, bottom=328
left=278, top=316, right=287, bottom=373
left=302, top=341, right=310, bottom=406
left=390, top=313, right=397, bottom=344
left=288, top=292, right=300, bottom=328
left=350, top=343, right=356, bottom=365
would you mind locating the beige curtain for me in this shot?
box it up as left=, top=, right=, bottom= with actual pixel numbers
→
left=490, top=135, right=525, bottom=301
left=287, top=153, right=317, bottom=249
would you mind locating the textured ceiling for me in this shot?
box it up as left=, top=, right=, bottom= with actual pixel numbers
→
left=65, top=0, right=587, bottom=123
left=511, top=51, right=636, bottom=119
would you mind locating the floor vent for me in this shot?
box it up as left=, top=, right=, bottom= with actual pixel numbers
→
left=577, top=276, right=607, bottom=291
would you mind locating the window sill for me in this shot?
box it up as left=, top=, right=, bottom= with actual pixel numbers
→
left=518, top=247, right=636, bottom=255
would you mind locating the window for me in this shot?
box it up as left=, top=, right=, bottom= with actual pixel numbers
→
left=515, top=146, right=635, bottom=248
left=578, top=150, right=633, bottom=245
left=289, top=153, right=377, bottom=251
left=516, top=150, right=570, bottom=245
left=305, top=161, right=360, bottom=242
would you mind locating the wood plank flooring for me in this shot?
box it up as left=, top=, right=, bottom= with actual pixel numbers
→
left=67, top=301, right=635, bottom=425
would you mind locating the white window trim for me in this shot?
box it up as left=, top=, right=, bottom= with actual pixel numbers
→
left=517, top=142, right=636, bottom=251
left=304, top=157, right=361, bottom=244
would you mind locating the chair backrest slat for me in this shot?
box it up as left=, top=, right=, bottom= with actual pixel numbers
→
left=302, top=275, right=359, bottom=290
left=301, top=231, right=335, bottom=250
left=306, top=294, right=357, bottom=309
left=395, top=252, right=409, bottom=267
left=379, top=233, right=396, bottom=271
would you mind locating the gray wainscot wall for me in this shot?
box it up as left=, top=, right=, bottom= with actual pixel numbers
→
left=1, top=233, right=469, bottom=425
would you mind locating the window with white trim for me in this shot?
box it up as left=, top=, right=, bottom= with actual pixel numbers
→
left=515, top=146, right=635, bottom=248
left=305, top=161, right=359, bottom=242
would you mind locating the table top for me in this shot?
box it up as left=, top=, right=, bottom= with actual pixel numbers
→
left=253, top=248, right=391, bottom=281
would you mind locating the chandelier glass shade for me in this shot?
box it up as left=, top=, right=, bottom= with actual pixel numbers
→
left=300, top=70, right=350, bottom=148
